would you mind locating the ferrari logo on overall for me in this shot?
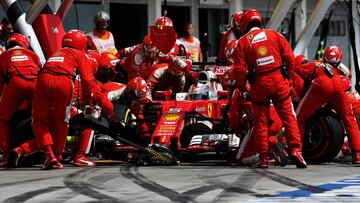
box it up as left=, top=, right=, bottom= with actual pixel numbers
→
left=208, top=104, right=213, bottom=117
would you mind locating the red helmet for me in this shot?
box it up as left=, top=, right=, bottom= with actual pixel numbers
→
left=222, top=67, right=236, bottom=88
left=87, top=50, right=102, bottom=62
left=323, top=45, right=342, bottom=67
left=99, top=52, right=120, bottom=69
left=224, top=39, right=238, bottom=65
left=170, top=44, right=188, bottom=57
left=231, top=11, right=244, bottom=29
left=7, top=33, right=30, bottom=48
left=155, top=16, right=173, bottom=29
left=126, top=77, right=151, bottom=101
left=294, top=55, right=309, bottom=67
left=62, top=29, right=87, bottom=51
left=87, top=50, right=102, bottom=72
left=240, top=9, right=262, bottom=33
left=142, top=34, right=158, bottom=59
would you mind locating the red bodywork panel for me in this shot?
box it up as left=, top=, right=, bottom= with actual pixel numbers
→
left=151, top=99, right=228, bottom=150
left=33, top=14, right=65, bottom=59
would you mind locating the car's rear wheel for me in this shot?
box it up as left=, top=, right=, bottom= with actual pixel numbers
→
left=303, top=108, right=345, bottom=164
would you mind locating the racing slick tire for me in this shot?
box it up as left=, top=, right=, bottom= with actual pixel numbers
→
left=303, top=108, right=345, bottom=164
left=9, top=110, right=42, bottom=166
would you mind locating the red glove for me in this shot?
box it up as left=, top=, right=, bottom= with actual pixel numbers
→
left=115, top=49, right=126, bottom=58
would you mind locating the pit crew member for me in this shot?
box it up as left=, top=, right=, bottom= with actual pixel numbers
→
left=233, top=9, right=306, bottom=168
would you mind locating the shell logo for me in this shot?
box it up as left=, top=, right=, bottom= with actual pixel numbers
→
left=164, top=113, right=180, bottom=121
left=258, top=46, right=268, bottom=56
left=13, top=50, right=22, bottom=55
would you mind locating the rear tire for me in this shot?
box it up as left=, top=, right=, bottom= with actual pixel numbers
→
left=303, top=108, right=345, bottom=164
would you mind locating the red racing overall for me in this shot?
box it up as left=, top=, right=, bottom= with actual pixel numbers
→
left=0, top=47, right=40, bottom=158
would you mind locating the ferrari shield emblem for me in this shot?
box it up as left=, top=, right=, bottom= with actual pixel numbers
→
left=208, top=104, right=213, bottom=117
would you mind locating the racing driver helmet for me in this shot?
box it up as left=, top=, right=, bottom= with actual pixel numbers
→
left=188, top=83, right=210, bottom=100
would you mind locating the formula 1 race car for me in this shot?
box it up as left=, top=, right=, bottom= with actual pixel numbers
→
left=5, top=64, right=346, bottom=166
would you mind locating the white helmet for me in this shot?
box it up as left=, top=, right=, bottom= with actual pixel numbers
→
left=188, top=83, right=210, bottom=100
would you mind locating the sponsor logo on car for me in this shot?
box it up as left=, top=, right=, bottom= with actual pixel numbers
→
left=169, top=108, right=181, bottom=113
left=157, top=133, right=174, bottom=136
left=160, top=126, right=177, bottom=130
left=158, top=130, right=176, bottom=133
left=196, top=107, right=206, bottom=112
left=163, top=113, right=180, bottom=121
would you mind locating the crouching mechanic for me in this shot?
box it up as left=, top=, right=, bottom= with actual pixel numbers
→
left=122, top=34, right=160, bottom=82
left=67, top=51, right=120, bottom=167
left=295, top=46, right=360, bottom=164
left=0, top=33, right=41, bottom=167
left=147, top=44, right=192, bottom=97
left=233, top=9, right=306, bottom=168
left=32, top=30, right=100, bottom=170
left=94, top=77, right=152, bottom=122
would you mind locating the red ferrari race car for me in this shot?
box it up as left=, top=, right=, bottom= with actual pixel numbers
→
left=114, top=64, right=288, bottom=165
left=118, top=63, right=346, bottom=165
left=3, top=65, right=346, bottom=167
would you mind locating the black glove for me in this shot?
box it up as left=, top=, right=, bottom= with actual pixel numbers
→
left=281, top=66, right=290, bottom=79
left=246, top=70, right=256, bottom=84
left=2, top=71, right=10, bottom=84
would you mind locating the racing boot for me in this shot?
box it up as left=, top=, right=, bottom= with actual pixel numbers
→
left=55, top=153, right=63, bottom=163
left=8, top=147, right=24, bottom=167
left=53, top=153, right=64, bottom=169
left=290, top=150, right=307, bottom=168
left=41, top=145, right=60, bottom=170
left=353, top=152, right=360, bottom=164
left=74, top=153, right=95, bottom=167
left=255, top=153, right=268, bottom=168
left=53, top=162, right=64, bottom=169
left=0, top=154, right=9, bottom=167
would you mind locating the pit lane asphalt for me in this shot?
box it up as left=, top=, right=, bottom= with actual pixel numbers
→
left=0, top=162, right=360, bottom=202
